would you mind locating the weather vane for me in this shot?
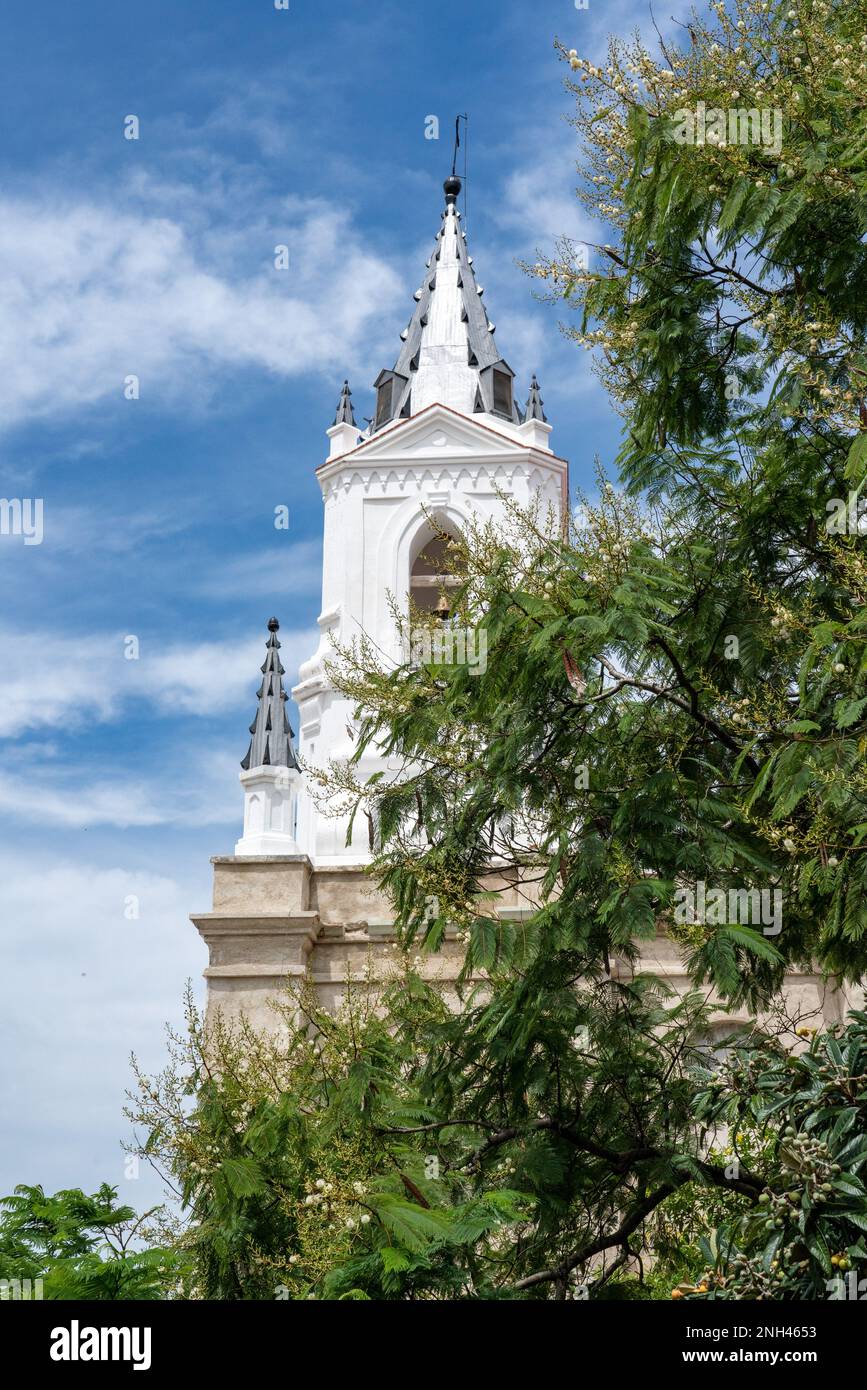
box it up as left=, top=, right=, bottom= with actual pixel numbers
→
left=451, top=113, right=469, bottom=231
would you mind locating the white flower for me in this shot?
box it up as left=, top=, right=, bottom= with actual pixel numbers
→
left=315, top=1178, right=326, bottom=1189
left=783, top=838, right=796, bottom=852
left=360, top=1214, right=371, bottom=1225
left=346, top=1218, right=356, bottom=1231
left=833, top=662, right=845, bottom=673
left=828, top=856, right=840, bottom=868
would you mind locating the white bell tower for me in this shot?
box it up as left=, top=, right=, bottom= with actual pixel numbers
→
left=289, top=175, right=569, bottom=865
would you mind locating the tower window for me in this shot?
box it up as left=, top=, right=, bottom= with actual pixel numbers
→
left=409, top=528, right=463, bottom=613
left=372, top=370, right=407, bottom=430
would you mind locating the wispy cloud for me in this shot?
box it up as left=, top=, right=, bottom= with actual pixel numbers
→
left=193, top=540, right=322, bottom=600
left=0, top=624, right=317, bottom=738
left=0, top=191, right=403, bottom=429
left=0, top=746, right=242, bottom=828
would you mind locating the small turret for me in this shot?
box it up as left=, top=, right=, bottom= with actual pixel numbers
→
left=524, top=374, right=547, bottom=422
left=334, top=380, right=356, bottom=427
left=235, top=618, right=302, bottom=856
left=326, top=380, right=362, bottom=459
left=241, top=618, right=299, bottom=771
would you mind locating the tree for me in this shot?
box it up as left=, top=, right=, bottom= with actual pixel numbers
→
left=0, top=1183, right=179, bottom=1300
left=688, top=1011, right=867, bottom=1299
left=324, top=0, right=867, bottom=1005
left=128, top=976, right=766, bottom=1299
left=541, top=0, right=867, bottom=979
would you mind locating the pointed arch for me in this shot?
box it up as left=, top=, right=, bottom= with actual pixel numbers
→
left=373, top=498, right=477, bottom=655
left=409, top=516, right=464, bottom=614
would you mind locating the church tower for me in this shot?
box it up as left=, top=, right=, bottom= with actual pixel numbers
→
left=190, top=174, right=863, bottom=1039
left=291, top=175, right=568, bottom=864
left=192, top=175, right=568, bottom=1026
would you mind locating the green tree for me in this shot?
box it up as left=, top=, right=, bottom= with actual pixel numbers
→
left=0, top=1183, right=179, bottom=1300
left=129, top=976, right=762, bottom=1299
left=688, top=1011, right=867, bottom=1298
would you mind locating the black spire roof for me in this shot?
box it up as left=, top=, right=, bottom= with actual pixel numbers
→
left=370, top=175, right=522, bottom=432
left=240, top=618, right=300, bottom=771
left=524, top=374, right=547, bottom=422
left=334, top=379, right=356, bottom=426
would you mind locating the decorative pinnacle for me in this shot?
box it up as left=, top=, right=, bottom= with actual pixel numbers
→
left=524, top=373, right=547, bottom=423
left=334, top=379, right=357, bottom=426
left=240, top=617, right=300, bottom=771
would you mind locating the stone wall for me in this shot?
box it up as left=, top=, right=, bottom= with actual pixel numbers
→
left=191, top=855, right=863, bottom=1039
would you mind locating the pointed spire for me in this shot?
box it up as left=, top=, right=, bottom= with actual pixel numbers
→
left=369, top=175, right=520, bottom=430
left=241, top=618, right=300, bottom=771
left=334, top=379, right=356, bottom=426
left=524, top=374, right=547, bottom=422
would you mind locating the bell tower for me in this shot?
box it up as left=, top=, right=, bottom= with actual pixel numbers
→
left=191, top=173, right=866, bottom=1038
left=191, top=175, right=568, bottom=1028
left=290, top=175, right=568, bottom=864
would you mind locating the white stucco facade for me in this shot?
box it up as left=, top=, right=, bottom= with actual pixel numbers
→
left=274, top=182, right=568, bottom=865
left=291, top=404, right=568, bottom=864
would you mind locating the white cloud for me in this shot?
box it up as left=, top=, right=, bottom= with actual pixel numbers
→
left=0, top=623, right=317, bottom=738
left=471, top=144, right=613, bottom=413
left=0, top=192, right=403, bottom=428
left=0, top=746, right=240, bottom=829
left=0, top=853, right=208, bottom=1202
left=193, top=540, right=322, bottom=599
left=497, top=157, right=599, bottom=252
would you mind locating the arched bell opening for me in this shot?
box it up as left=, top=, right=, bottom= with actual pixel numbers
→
left=408, top=520, right=464, bottom=616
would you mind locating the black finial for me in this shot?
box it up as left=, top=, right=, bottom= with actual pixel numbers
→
left=444, top=174, right=462, bottom=206
left=267, top=616, right=280, bottom=632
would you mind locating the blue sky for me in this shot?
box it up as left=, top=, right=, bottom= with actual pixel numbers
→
left=0, top=0, right=682, bottom=1212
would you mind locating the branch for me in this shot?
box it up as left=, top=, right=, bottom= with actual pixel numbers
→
left=597, top=655, right=759, bottom=774
left=462, top=1117, right=765, bottom=1197
left=514, top=1185, right=673, bottom=1290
